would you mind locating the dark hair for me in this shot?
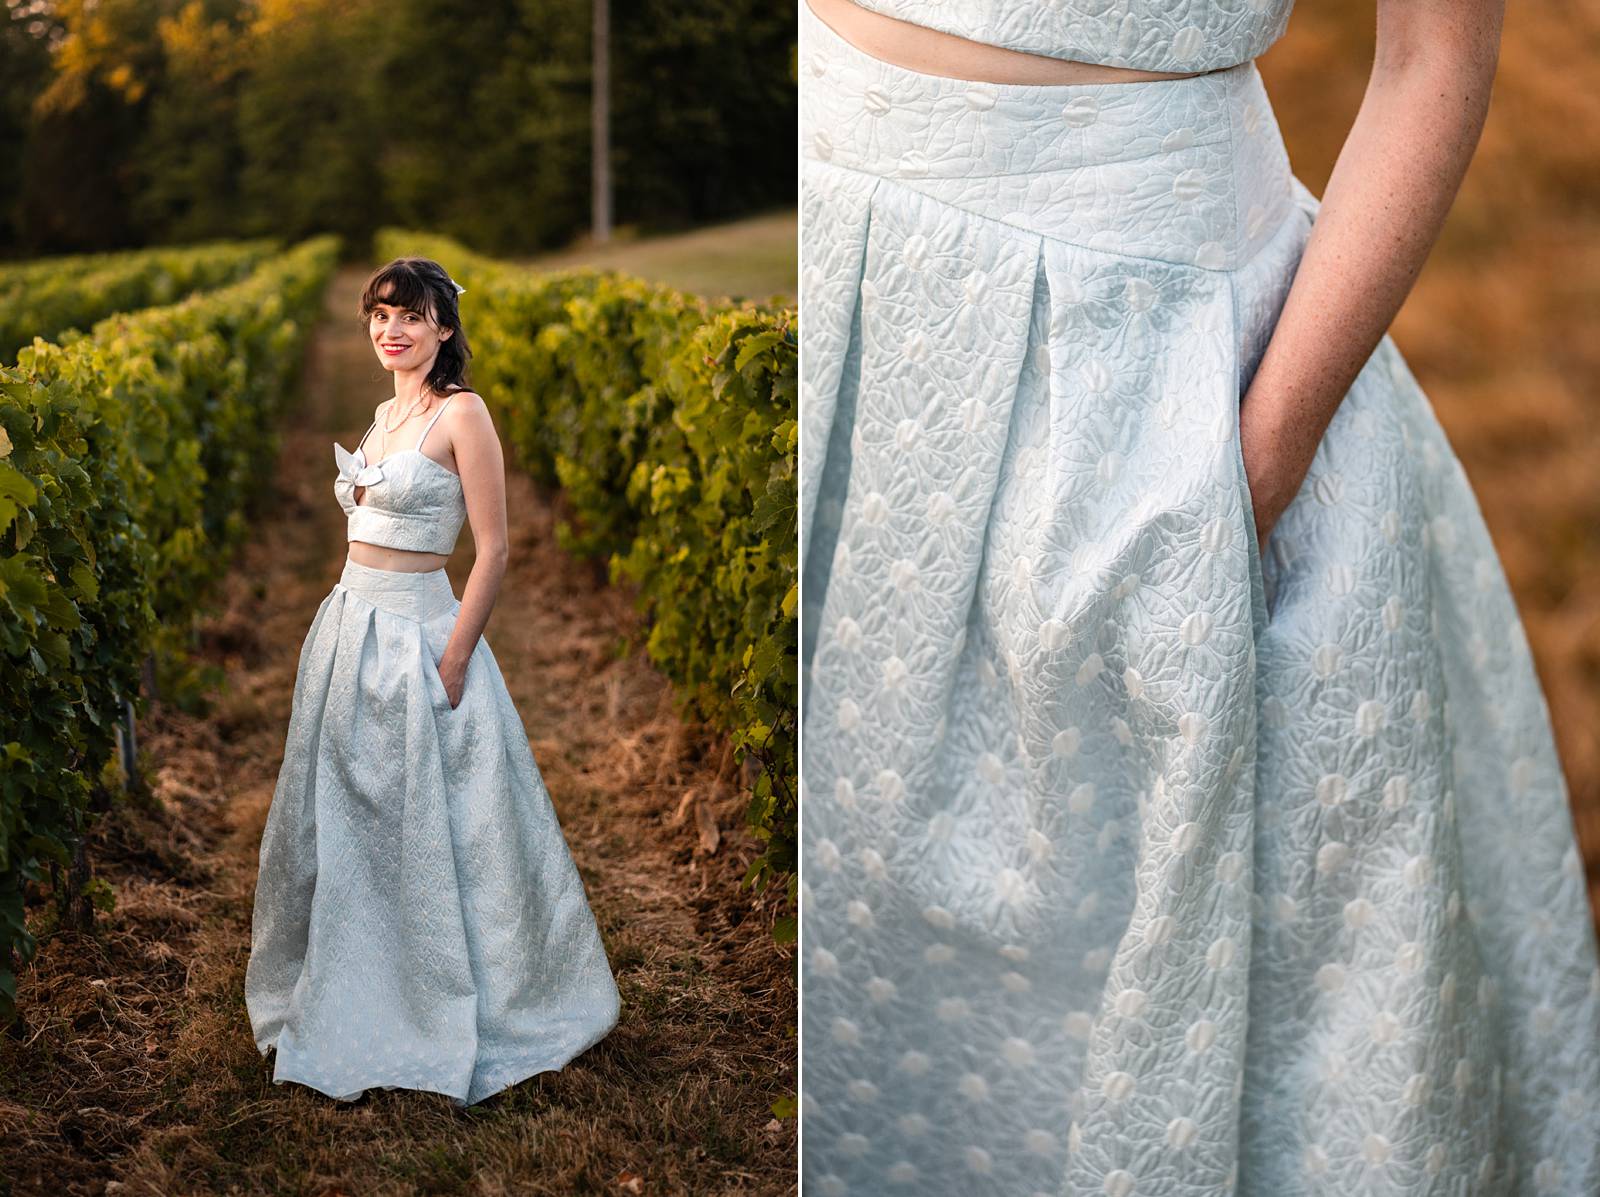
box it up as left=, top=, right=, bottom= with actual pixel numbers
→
left=356, top=257, right=473, bottom=398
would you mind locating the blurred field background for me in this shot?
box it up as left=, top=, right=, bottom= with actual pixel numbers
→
left=1259, top=3, right=1600, bottom=922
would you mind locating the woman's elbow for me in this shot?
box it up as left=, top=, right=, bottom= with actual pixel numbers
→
left=1374, top=0, right=1504, bottom=83
left=474, top=538, right=510, bottom=570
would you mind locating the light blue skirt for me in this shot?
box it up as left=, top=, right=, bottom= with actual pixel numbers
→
left=245, top=557, right=620, bottom=1106
left=798, top=4, right=1600, bottom=1194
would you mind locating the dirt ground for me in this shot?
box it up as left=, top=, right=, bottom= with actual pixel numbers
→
left=0, top=264, right=796, bottom=1196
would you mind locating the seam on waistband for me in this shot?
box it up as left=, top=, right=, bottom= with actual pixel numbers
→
left=813, top=159, right=1257, bottom=274
left=802, top=131, right=1236, bottom=181
left=331, top=601, right=455, bottom=627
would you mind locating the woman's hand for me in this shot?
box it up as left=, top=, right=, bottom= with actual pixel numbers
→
left=437, top=649, right=469, bottom=709
left=1238, top=390, right=1318, bottom=555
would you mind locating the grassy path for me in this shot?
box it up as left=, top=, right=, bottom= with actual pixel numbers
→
left=1, top=264, right=795, bottom=1195
left=515, top=209, right=796, bottom=304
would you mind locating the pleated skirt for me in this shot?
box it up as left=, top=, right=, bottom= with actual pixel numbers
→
left=797, top=4, right=1600, bottom=1194
left=244, top=557, right=620, bottom=1107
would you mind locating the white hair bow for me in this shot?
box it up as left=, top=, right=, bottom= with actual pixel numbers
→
left=448, top=277, right=466, bottom=295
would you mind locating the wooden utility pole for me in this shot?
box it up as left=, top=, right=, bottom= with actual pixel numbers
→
left=591, top=0, right=612, bottom=244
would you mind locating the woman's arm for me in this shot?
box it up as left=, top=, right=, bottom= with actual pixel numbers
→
left=437, top=392, right=509, bottom=706
left=1240, top=0, right=1505, bottom=549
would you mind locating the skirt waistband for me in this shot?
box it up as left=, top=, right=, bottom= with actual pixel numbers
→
left=800, top=0, right=1299, bottom=270
left=338, top=557, right=457, bottom=623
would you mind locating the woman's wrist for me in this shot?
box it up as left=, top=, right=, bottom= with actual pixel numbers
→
left=1239, top=382, right=1323, bottom=543
left=441, top=551, right=504, bottom=673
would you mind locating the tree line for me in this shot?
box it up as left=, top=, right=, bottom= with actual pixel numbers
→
left=0, top=0, right=796, bottom=258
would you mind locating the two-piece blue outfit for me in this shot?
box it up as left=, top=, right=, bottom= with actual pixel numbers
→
left=246, top=391, right=619, bottom=1106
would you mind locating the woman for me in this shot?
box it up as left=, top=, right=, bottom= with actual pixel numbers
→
left=798, top=0, right=1600, bottom=1194
left=244, top=258, right=620, bottom=1106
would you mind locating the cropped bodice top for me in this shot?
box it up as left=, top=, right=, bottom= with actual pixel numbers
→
left=334, top=392, right=467, bottom=556
left=840, top=0, right=1295, bottom=73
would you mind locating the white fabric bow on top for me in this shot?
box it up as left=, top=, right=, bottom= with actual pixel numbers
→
left=334, top=442, right=385, bottom=489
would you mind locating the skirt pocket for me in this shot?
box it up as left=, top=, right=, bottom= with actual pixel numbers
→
left=1230, top=384, right=1271, bottom=635
left=420, top=603, right=467, bottom=717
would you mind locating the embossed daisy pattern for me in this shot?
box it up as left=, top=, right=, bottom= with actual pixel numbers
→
left=798, top=4, right=1600, bottom=1195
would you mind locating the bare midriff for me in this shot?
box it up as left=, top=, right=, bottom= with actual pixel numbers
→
left=805, top=0, right=1219, bottom=85
left=347, top=541, right=452, bottom=572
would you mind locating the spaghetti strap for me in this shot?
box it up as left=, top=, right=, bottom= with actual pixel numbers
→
left=351, top=396, right=396, bottom=457
left=416, top=392, right=458, bottom=455
left=352, top=417, right=379, bottom=456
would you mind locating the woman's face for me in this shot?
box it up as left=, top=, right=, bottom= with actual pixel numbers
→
left=368, top=292, right=452, bottom=376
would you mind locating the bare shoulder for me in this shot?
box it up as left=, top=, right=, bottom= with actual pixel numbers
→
left=437, top=388, right=500, bottom=461
left=442, top=386, right=489, bottom=416
left=441, top=388, right=496, bottom=434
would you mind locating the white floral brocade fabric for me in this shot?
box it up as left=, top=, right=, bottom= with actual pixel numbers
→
left=245, top=558, right=620, bottom=1105
left=797, top=5, right=1600, bottom=1196
left=333, top=440, right=468, bottom=556
left=842, top=0, right=1295, bottom=73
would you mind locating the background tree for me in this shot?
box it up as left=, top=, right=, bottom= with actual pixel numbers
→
left=130, top=0, right=250, bottom=242
left=0, top=1, right=57, bottom=250
left=234, top=0, right=384, bottom=245
left=0, top=0, right=796, bottom=259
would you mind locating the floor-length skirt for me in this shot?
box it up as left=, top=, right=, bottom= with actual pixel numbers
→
left=245, top=557, right=620, bottom=1106
left=797, top=6, right=1600, bottom=1194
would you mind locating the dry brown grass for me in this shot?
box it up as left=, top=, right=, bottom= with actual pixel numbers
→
left=515, top=210, right=797, bottom=306
left=0, top=265, right=795, bottom=1195
left=1260, top=5, right=1600, bottom=923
